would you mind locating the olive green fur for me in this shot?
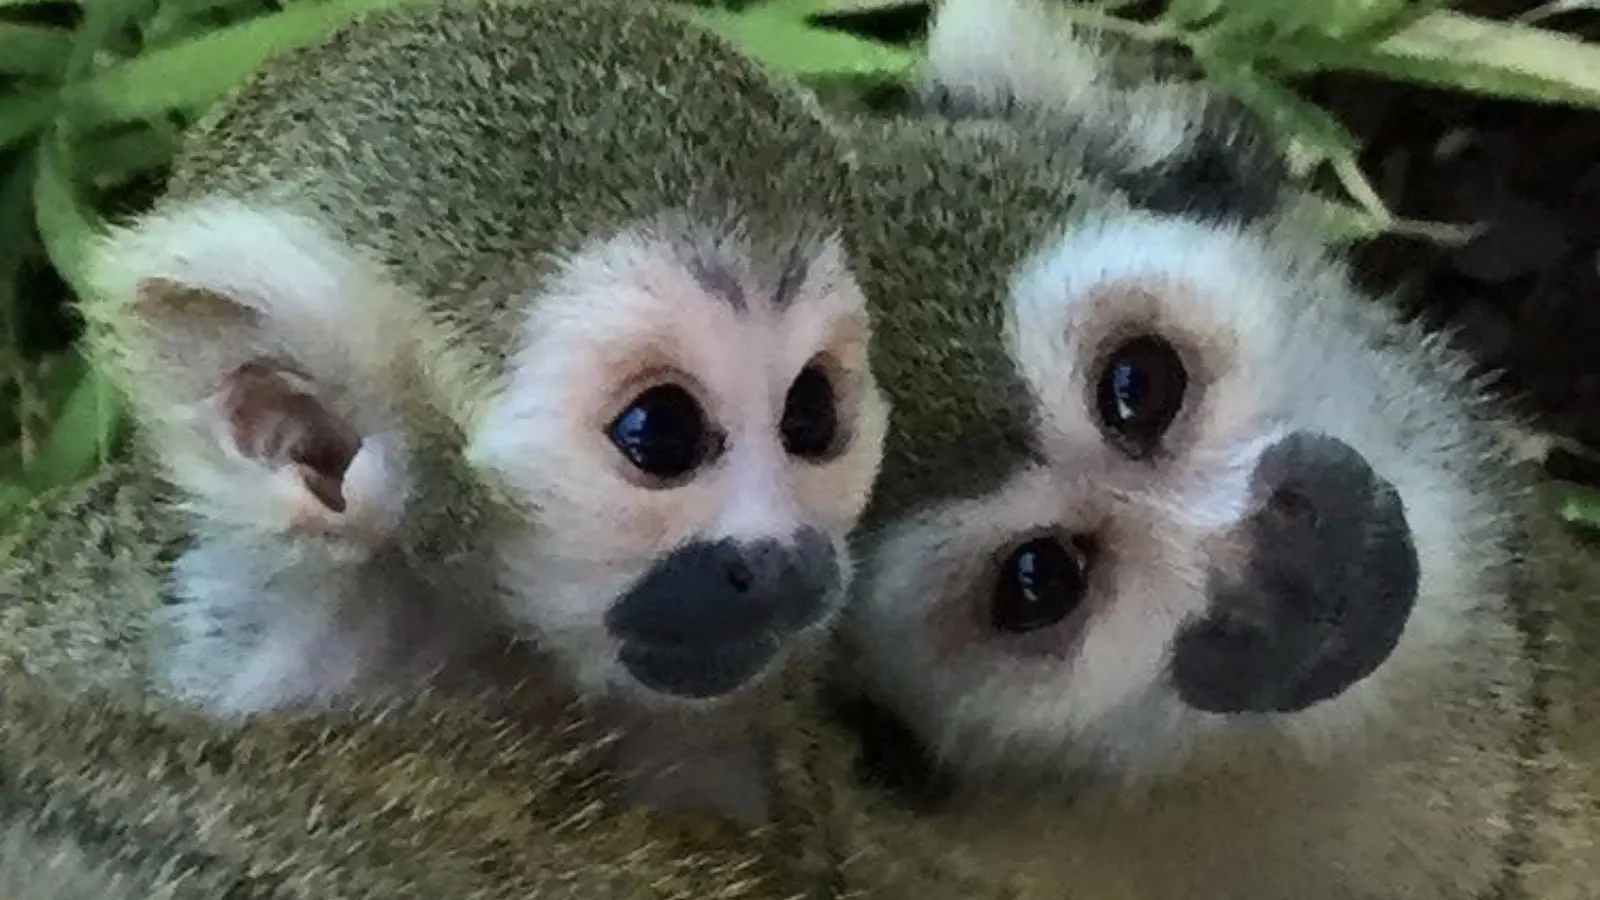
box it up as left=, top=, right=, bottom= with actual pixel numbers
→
left=836, top=113, right=1137, bottom=526
left=160, top=0, right=852, bottom=393
left=0, top=446, right=1594, bottom=898
left=0, top=466, right=810, bottom=899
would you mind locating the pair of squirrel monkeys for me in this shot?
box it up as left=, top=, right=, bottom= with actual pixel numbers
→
left=2, top=0, right=1595, bottom=896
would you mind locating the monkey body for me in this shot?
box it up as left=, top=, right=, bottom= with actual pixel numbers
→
left=0, top=447, right=1586, bottom=899
left=0, top=459, right=817, bottom=899
left=79, top=0, right=887, bottom=821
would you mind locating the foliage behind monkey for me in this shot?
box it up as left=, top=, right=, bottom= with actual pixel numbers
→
left=71, top=0, right=888, bottom=822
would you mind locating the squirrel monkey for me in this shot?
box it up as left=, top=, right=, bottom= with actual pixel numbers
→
left=809, top=1, right=1588, bottom=898
left=72, top=0, right=887, bottom=822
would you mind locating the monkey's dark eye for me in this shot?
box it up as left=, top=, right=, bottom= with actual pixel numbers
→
left=781, top=365, right=839, bottom=460
left=1094, top=335, right=1187, bottom=456
left=609, top=385, right=712, bottom=481
left=992, top=535, right=1091, bottom=634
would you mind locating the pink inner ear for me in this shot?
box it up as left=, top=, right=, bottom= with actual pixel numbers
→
left=223, top=360, right=363, bottom=513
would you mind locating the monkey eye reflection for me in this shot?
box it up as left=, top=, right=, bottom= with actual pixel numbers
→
left=607, top=363, right=845, bottom=490
left=1094, top=333, right=1187, bottom=458
left=991, top=533, right=1095, bottom=633
left=608, top=383, right=724, bottom=484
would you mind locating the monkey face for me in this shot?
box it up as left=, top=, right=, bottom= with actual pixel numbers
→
left=468, top=218, right=887, bottom=707
left=848, top=210, right=1513, bottom=784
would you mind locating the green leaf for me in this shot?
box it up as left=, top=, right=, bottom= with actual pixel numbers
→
left=1558, top=483, right=1600, bottom=532
left=0, top=479, right=35, bottom=531
left=32, top=128, right=102, bottom=302
left=0, top=22, right=74, bottom=80
left=19, top=353, right=124, bottom=494
left=49, top=0, right=432, bottom=130
left=1198, top=58, right=1402, bottom=224
left=0, top=150, right=36, bottom=449
left=1518, top=0, right=1600, bottom=26
left=1162, top=0, right=1228, bottom=30
left=0, top=92, right=55, bottom=152
left=1275, top=11, right=1600, bottom=108
left=1198, top=59, right=1361, bottom=160
left=77, top=126, right=181, bottom=189
left=691, top=6, right=918, bottom=76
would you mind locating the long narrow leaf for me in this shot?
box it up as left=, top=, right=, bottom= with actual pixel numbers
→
left=0, top=92, right=55, bottom=153
left=0, top=22, right=74, bottom=80
left=1273, top=11, right=1600, bottom=108
left=0, top=480, right=35, bottom=532
left=78, top=126, right=181, bottom=189
left=1559, top=483, right=1600, bottom=532
left=0, top=152, right=37, bottom=450
left=19, top=352, right=124, bottom=492
left=51, top=0, right=431, bottom=129
left=32, top=128, right=100, bottom=302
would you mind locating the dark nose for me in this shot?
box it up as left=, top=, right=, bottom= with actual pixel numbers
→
left=1171, top=432, right=1420, bottom=715
left=606, top=527, right=840, bottom=649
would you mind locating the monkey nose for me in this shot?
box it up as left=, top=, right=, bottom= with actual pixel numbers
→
left=1171, top=432, right=1421, bottom=715
left=605, top=528, right=841, bottom=698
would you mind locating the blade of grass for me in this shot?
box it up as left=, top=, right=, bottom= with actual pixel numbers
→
left=0, top=92, right=55, bottom=152
left=1199, top=59, right=1399, bottom=223
left=31, top=124, right=126, bottom=485
left=0, top=479, right=35, bottom=532
left=77, top=125, right=180, bottom=189
left=45, top=0, right=432, bottom=130
left=0, top=22, right=74, bottom=80
left=1517, top=0, right=1600, bottom=25
left=0, top=151, right=38, bottom=460
left=1267, top=11, right=1600, bottom=109
left=1558, top=483, right=1600, bottom=532
left=19, top=351, right=125, bottom=493
left=32, top=130, right=99, bottom=301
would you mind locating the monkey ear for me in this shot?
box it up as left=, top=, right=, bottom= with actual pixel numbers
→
left=82, top=198, right=428, bottom=550
left=917, top=0, right=1112, bottom=124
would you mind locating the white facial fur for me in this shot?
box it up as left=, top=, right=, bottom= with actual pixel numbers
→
left=468, top=219, right=887, bottom=707
left=847, top=210, right=1516, bottom=786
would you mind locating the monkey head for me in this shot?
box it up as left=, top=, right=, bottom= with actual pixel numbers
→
left=837, top=0, right=1521, bottom=792
left=464, top=216, right=887, bottom=709
left=84, top=0, right=888, bottom=719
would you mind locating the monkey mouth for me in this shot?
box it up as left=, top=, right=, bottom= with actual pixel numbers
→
left=618, top=633, right=785, bottom=700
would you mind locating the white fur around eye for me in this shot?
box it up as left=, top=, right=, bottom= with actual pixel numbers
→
left=1004, top=212, right=1284, bottom=430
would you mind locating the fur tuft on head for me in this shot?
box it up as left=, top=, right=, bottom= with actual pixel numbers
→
left=916, top=0, right=1291, bottom=224
left=837, top=7, right=1528, bottom=798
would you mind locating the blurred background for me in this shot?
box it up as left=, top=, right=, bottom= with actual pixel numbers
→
left=3, top=0, right=1599, bottom=534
